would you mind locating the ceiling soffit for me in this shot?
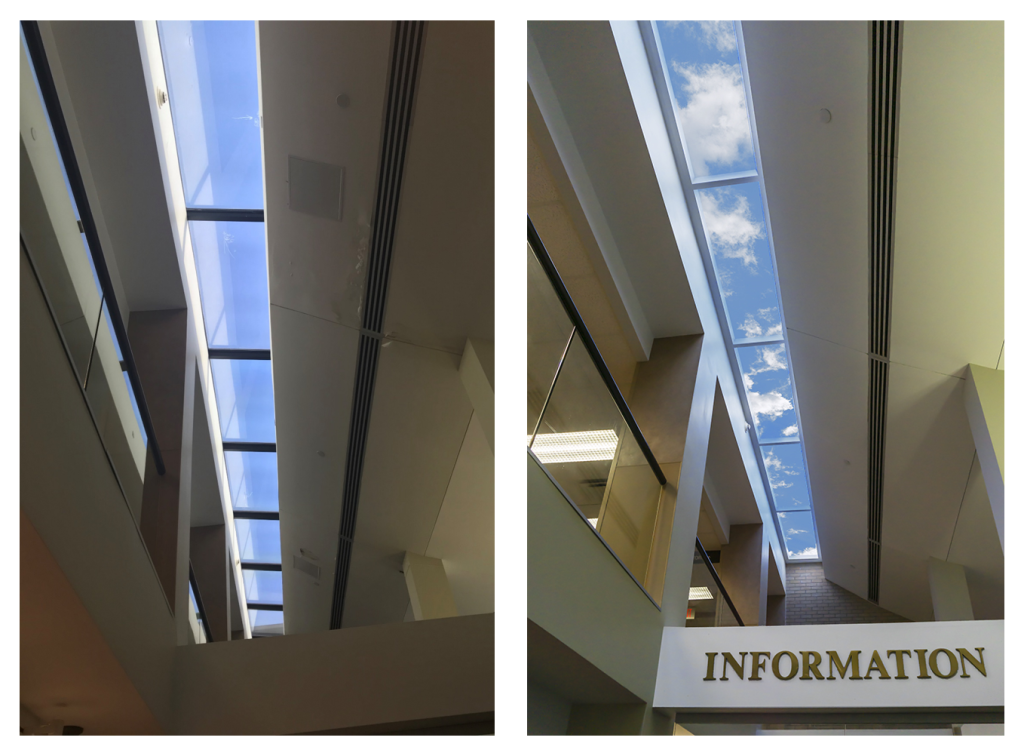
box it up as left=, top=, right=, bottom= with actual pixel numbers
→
left=529, top=21, right=703, bottom=342
left=261, top=22, right=494, bottom=632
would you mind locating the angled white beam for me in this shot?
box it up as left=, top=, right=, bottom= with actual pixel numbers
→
left=963, top=363, right=1003, bottom=551
left=403, top=552, right=458, bottom=621
left=459, top=338, right=494, bottom=453
left=927, top=557, right=974, bottom=621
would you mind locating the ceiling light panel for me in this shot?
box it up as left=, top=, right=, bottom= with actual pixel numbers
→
left=530, top=429, right=619, bottom=464
left=689, top=586, right=714, bottom=601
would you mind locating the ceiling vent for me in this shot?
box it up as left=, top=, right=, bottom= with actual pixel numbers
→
left=293, top=553, right=321, bottom=582
left=329, top=20, right=426, bottom=630
left=867, top=20, right=903, bottom=605
left=288, top=155, right=344, bottom=221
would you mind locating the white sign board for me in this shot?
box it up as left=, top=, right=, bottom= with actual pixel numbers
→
left=654, top=620, right=1003, bottom=711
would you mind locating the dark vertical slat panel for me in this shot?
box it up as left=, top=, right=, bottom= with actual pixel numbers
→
left=867, top=22, right=902, bottom=605
left=330, top=22, right=425, bottom=630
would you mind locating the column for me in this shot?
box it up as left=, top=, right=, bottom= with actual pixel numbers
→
left=927, top=557, right=974, bottom=621
left=403, top=552, right=458, bottom=620
left=963, top=364, right=1003, bottom=551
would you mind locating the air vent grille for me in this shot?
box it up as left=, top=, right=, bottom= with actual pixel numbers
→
left=867, top=20, right=902, bottom=605
left=329, top=21, right=425, bottom=630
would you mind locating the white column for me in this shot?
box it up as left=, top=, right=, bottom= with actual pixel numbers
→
left=927, top=557, right=974, bottom=621
left=403, top=552, right=458, bottom=621
left=458, top=338, right=494, bottom=452
left=963, top=364, right=1003, bottom=550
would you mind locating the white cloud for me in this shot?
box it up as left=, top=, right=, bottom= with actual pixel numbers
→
left=782, top=425, right=798, bottom=436
left=739, top=316, right=763, bottom=338
left=789, top=546, right=819, bottom=559
left=747, top=389, right=793, bottom=422
left=672, top=62, right=753, bottom=175
left=743, top=345, right=789, bottom=399
left=787, top=528, right=808, bottom=536
left=758, top=344, right=788, bottom=372
left=697, top=21, right=737, bottom=52
left=699, top=189, right=764, bottom=267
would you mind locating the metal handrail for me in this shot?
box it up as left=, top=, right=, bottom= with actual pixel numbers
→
left=527, top=216, right=667, bottom=486
left=695, top=537, right=745, bottom=626
left=22, top=20, right=165, bottom=475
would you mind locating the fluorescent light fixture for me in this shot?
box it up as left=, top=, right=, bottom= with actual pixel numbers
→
left=529, top=429, right=618, bottom=464
left=689, top=586, right=714, bottom=601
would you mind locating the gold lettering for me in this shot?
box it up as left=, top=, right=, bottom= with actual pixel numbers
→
left=800, top=651, right=824, bottom=680
left=772, top=651, right=798, bottom=680
left=826, top=650, right=862, bottom=680
left=863, top=650, right=891, bottom=679
left=721, top=652, right=747, bottom=681
left=929, top=648, right=958, bottom=679
left=887, top=650, right=911, bottom=679
left=914, top=649, right=931, bottom=678
left=957, top=648, right=987, bottom=678
left=704, top=652, right=717, bottom=681
left=749, top=652, right=769, bottom=681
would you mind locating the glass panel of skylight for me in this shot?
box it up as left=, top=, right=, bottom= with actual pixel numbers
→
left=242, top=569, right=283, bottom=605
left=761, top=444, right=811, bottom=511
left=777, top=510, right=818, bottom=560
left=249, top=609, right=283, bottom=633
left=190, top=220, right=270, bottom=349
left=235, top=519, right=282, bottom=563
left=655, top=21, right=756, bottom=178
left=225, top=451, right=279, bottom=511
left=695, top=183, right=783, bottom=345
left=735, top=343, right=798, bottom=443
left=158, top=21, right=264, bottom=209
left=210, top=359, right=276, bottom=442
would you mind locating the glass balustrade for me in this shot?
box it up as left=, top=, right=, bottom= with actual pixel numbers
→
left=528, top=229, right=740, bottom=617
left=21, top=28, right=153, bottom=525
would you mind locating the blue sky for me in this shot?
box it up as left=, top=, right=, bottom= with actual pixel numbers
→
left=160, top=21, right=263, bottom=209
left=696, top=183, right=784, bottom=345
left=225, top=451, right=280, bottom=511
left=656, top=21, right=756, bottom=177
left=777, top=511, right=818, bottom=560
left=192, top=220, right=271, bottom=349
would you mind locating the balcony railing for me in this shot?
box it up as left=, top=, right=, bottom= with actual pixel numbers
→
left=528, top=216, right=742, bottom=625
left=21, top=21, right=165, bottom=485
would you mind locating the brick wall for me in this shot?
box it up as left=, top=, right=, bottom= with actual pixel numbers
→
left=784, top=563, right=908, bottom=625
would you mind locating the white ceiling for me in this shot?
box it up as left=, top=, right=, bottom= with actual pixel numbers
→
left=743, top=20, right=1003, bottom=619
left=259, top=22, right=494, bottom=633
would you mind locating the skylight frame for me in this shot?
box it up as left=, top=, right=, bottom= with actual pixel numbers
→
left=156, top=20, right=285, bottom=629
left=642, top=20, right=821, bottom=563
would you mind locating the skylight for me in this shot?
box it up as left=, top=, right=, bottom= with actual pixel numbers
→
left=159, top=20, right=284, bottom=633
left=653, top=20, right=820, bottom=561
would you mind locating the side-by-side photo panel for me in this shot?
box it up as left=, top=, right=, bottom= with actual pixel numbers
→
left=527, top=20, right=1003, bottom=736
left=20, top=19, right=494, bottom=735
